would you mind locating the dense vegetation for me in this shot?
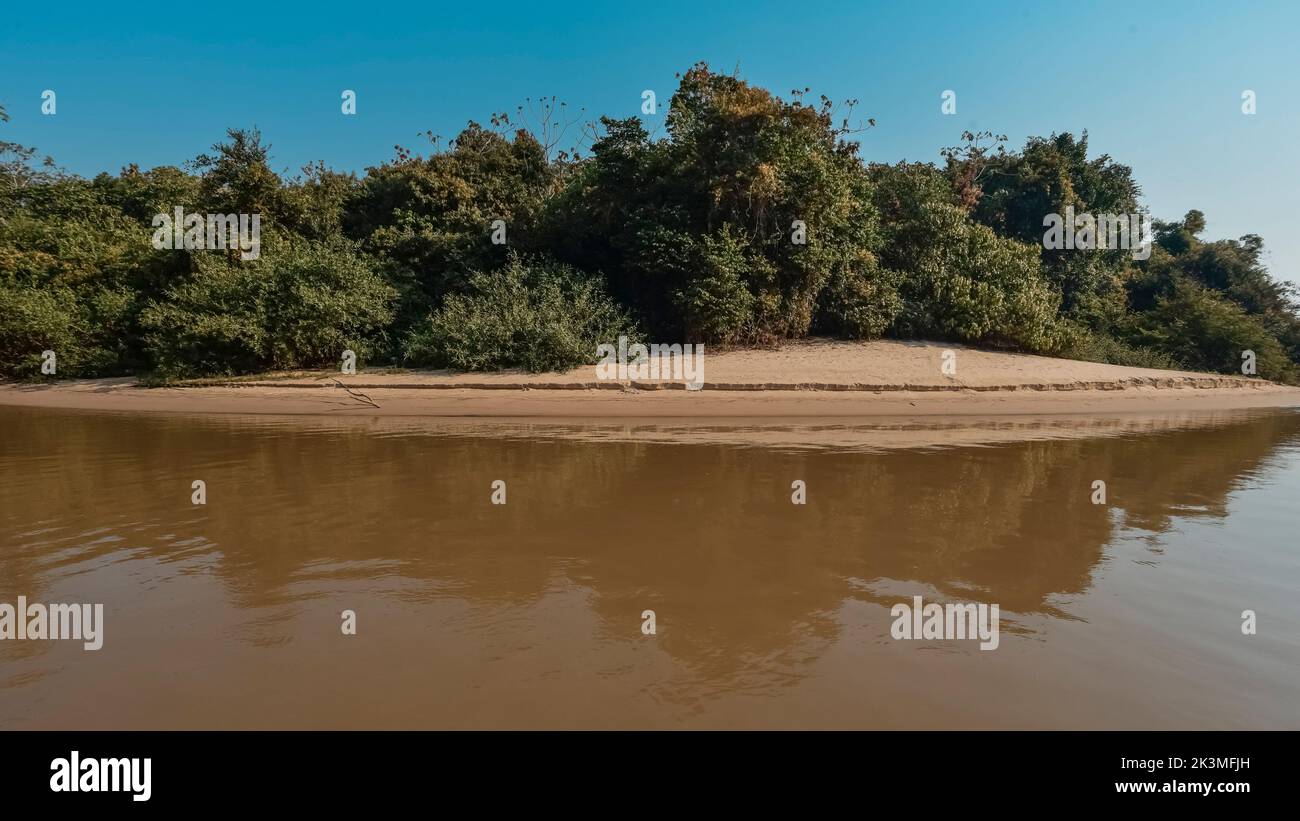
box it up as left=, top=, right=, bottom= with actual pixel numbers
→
left=2, top=64, right=1297, bottom=382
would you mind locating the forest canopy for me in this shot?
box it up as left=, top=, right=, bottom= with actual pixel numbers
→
left=2, top=63, right=1297, bottom=383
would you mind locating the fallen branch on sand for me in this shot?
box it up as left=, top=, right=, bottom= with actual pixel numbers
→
left=331, top=378, right=380, bottom=408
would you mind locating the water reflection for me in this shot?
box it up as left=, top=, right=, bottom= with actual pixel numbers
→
left=2, top=407, right=1298, bottom=728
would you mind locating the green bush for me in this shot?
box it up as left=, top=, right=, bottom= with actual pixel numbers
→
left=1128, top=284, right=1297, bottom=383
left=672, top=227, right=756, bottom=342
left=814, top=254, right=901, bottom=339
left=0, top=283, right=84, bottom=377
left=0, top=282, right=136, bottom=378
left=0, top=175, right=165, bottom=376
left=884, top=196, right=1067, bottom=352
left=140, top=239, right=395, bottom=377
left=403, top=255, right=638, bottom=372
left=1059, top=329, right=1184, bottom=371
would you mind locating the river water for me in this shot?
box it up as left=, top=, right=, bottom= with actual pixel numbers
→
left=1, top=405, right=1297, bottom=728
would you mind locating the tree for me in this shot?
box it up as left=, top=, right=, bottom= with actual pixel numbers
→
left=552, top=62, right=891, bottom=343
left=190, top=128, right=284, bottom=218
left=957, top=132, right=1141, bottom=319
left=346, top=124, right=555, bottom=326
left=871, top=161, right=1066, bottom=352
left=1130, top=282, right=1296, bottom=383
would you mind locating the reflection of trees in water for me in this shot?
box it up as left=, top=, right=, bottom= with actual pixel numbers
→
left=2, top=408, right=1298, bottom=676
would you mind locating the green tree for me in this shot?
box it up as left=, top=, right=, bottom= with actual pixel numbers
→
left=955, top=132, right=1141, bottom=320
left=1130, top=283, right=1296, bottom=383
left=347, top=124, right=556, bottom=327
left=552, top=63, right=892, bottom=342
left=190, top=128, right=285, bottom=218
left=871, top=162, right=1066, bottom=352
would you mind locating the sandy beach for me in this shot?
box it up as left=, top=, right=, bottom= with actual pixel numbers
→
left=2, top=340, right=1298, bottom=418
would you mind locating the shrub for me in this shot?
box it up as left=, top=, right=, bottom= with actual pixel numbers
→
left=0, top=282, right=137, bottom=378
left=403, top=255, right=638, bottom=372
left=813, top=254, right=901, bottom=339
left=672, top=227, right=756, bottom=343
left=1128, top=284, right=1297, bottom=383
left=882, top=195, right=1067, bottom=353
left=140, top=238, right=395, bottom=377
left=0, top=282, right=85, bottom=377
left=1059, top=329, right=1184, bottom=371
left=348, top=124, right=556, bottom=320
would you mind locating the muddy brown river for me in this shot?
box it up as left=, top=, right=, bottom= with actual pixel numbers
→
left=1, top=405, right=1297, bottom=728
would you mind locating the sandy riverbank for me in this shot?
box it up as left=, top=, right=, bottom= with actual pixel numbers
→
left=2, top=340, right=1298, bottom=418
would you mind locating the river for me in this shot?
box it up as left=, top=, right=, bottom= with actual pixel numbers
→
left=2, top=406, right=1297, bottom=728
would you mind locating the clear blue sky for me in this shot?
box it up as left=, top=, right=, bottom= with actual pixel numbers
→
left=2, top=0, right=1297, bottom=281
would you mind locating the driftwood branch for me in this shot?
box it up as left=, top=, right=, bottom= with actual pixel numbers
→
left=331, top=378, right=380, bottom=408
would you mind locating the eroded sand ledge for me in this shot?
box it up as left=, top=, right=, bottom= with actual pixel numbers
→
left=3, top=340, right=1299, bottom=419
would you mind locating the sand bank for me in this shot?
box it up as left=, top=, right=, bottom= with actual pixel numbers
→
left=2, top=340, right=1297, bottom=420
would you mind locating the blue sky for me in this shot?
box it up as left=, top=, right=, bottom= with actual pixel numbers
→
left=2, top=0, right=1297, bottom=281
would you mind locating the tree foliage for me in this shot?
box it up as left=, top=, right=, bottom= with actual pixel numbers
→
left=0, top=68, right=1297, bottom=383
left=403, top=254, right=637, bottom=372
